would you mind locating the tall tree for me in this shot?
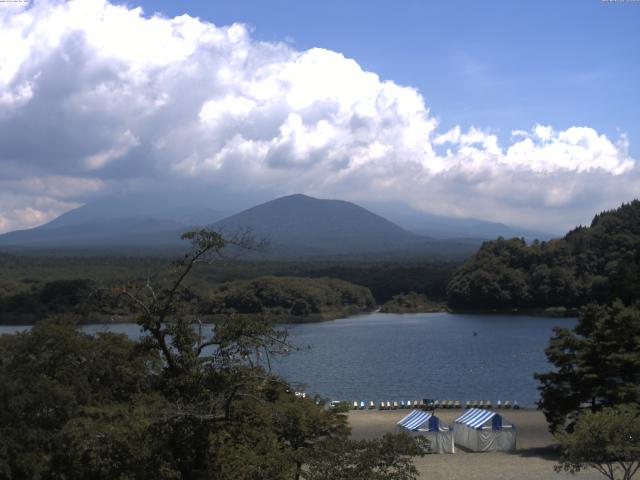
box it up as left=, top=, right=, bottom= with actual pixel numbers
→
left=555, top=405, right=640, bottom=480
left=536, top=301, right=640, bottom=433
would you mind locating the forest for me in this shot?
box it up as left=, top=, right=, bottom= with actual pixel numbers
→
left=446, top=200, right=640, bottom=311
left=0, top=255, right=456, bottom=324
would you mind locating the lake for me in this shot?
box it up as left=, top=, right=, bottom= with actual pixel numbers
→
left=0, top=312, right=576, bottom=407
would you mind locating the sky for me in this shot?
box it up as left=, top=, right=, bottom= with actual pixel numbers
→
left=0, top=0, right=639, bottom=234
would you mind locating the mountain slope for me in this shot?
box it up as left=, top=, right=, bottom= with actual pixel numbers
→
left=213, top=194, right=420, bottom=252
left=365, top=203, right=555, bottom=240
left=0, top=193, right=481, bottom=259
left=0, top=192, right=230, bottom=250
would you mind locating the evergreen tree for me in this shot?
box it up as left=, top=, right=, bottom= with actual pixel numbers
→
left=536, top=301, right=640, bottom=433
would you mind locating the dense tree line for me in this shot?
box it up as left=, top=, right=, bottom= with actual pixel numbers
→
left=0, top=279, right=98, bottom=323
left=379, top=292, right=444, bottom=314
left=205, top=276, right=375, bottom=321
left=0, top=275, right=376, bottom=325
left=0, top=255, right=457, bottom=323
left=447, top=200, right=640, bottom=310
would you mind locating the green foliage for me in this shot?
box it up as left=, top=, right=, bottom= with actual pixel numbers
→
left=536, top=302, right=640, bottom=433
left=303, top=433, right=428, bottom=480
left=447, top=200, right=640, bottom=309
left=207, top=276, right=376, bottom=321
left=0, top=319, right=165, bottom=479
left=0, top=253, right=457, bottom=324
left=555, top=405, right=640, bottom=480
left=379, top=291, right=445, bottom=313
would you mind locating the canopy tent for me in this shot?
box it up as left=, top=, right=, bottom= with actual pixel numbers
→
left=453, top=408, right=516, bottom=452
left=396, top=410, right=454, bottom=454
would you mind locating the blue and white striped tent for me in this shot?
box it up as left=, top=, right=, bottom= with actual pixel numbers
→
left=453, top=408, right=516, bottom=452
left=397, top=410, right=440, bottom=431
left=455, top=408, right=503, bottom=430
left=397, top=410, right=454, bottom=454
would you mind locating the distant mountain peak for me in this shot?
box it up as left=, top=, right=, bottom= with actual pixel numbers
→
left=211, top=194, right=425, bottom=256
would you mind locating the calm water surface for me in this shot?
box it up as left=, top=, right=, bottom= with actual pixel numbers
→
left=273, top=312, right=576, bottom=407
left=0, top=312, right=576, bottom=407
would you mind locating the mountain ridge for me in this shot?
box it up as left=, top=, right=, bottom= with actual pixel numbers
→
left=0, top=193, right=545, bottom=259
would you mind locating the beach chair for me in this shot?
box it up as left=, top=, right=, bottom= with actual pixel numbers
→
left=478, top=400, right=485, bottom=409
left=433, top=400, right=440, bottom=409
left=504, top=400, right=512, bottom=409
left=485, top=400, right=492, bottom=409
left=369, top=401, right=375, bottom=409
left=379, top=401, right=385, bottom=410
left=401, top=400, right=406, bottom=409
left=360, top=401, right=366, bottom=410
left=386, top=401, right=392, bottom=409
left=353, top=401, right=358, bottom=410
left=393, top=401, right=399, bottom=409
left=418, top=399, right=424, bottom=409
left=455, top=400, right=462, bottom=409
left=471, top=400, right=478, bottom=408
left=407, top=400, right=413, bottom=408
left=513, top=400, right=520, bottom=410
left=465, top=400, right=471, bottom=409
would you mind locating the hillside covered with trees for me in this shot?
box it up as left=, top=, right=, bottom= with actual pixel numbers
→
left=447, top=200, right=640, bottom=310
left=205, top=276, right=376, bottom=322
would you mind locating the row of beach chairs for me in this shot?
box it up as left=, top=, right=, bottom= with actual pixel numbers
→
left=351, top=400, right=424, bottom=410
left=350, top=399, right=520, bottom=410
left=464, top=400, right=519, bottom=409
left=378, top=400, right=425, bottom=410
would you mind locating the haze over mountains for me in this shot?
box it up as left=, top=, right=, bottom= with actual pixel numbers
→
left=0, top=193, right=553, bottom=259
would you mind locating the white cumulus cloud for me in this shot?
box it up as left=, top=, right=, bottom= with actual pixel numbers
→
left=0, top=0, right=637, bottom=234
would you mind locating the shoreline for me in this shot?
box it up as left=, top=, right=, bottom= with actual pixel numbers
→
left=448, top=306, right=579, bottom=317
left=0, top=307, right=577, bottom=327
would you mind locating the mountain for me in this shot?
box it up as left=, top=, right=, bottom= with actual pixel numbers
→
left=40, top=192, right=229, bottom=230
left=0, top=192, right=231, bottom=252
left=214, top=194, right=416, bottom=250
left=212, top=194, right=480, bottom=259
left=364, top=203, right=555, bottom=241
left=0, top=193, right=482, bottom=259
left=6, top=191, right=562, bottom=259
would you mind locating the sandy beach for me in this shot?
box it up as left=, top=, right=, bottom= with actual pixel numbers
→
left=348, top=409, right=602, bottom=480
